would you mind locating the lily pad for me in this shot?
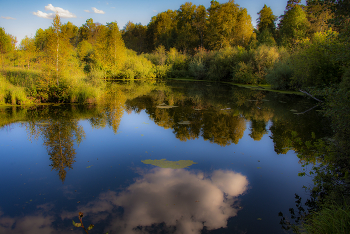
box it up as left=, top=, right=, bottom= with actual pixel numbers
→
left=178, top=121, right=191, bottom=125
left=156, top=105, right=178, bottom=109
left=142, top=159, right=197, bottom=169
left=36, top=122, right=49, bottom=126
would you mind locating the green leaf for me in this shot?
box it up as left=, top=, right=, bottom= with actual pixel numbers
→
left=72, top=220, right=81, bottom=227
left=87, top=224, right=94, bottom=230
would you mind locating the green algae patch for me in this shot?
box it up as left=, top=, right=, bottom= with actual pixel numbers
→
left=141, top=159, right=197, bottom=169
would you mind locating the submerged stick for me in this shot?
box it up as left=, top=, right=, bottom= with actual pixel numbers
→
left=299, top=90, right=323, bottom=102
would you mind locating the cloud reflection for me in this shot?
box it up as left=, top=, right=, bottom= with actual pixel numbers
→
left=63, top=168, right=249, bottom=234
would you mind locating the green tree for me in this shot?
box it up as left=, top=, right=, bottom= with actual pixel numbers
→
left=122, top=21, right=147, bottom=54
left=61, top=21, right=78, bottom=46
left=0, top=27, right=14, bottom=65
left=257, top=4, right=277, bottom=34
left=146, top=10, right=178, bottom=51
left=107, top=22, right=126, bottom=75
left=206, top=0, right=254, bottom=50
left=19, top=36, right=38, bottom=69
left=278, top=0, right=310, bottom=46
left=175, top=2, right=207, bottom=53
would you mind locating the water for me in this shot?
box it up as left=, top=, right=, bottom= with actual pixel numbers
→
left=0, top=81, right=328, bottom=233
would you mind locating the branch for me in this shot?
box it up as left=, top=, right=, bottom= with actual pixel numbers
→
left=299, top=90, right=323, bottom=102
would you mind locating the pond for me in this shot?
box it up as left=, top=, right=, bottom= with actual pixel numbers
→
left=0, top=81, right=329, bottom=234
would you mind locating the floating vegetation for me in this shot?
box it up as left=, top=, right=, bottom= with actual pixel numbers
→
left=141, top=159, right=197, bottom=169
left=156, top=105, right=178, bottom=109
left=36, top=122, right=49, bottom=126
left=86, top=165, right=93, bottom=168
left=178, top=121, right=191, bottom=125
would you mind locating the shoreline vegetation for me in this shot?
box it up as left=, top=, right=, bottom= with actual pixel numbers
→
left=1, top=0, right=350, bottom=233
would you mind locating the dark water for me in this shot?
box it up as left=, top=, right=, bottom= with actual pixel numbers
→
left=0, top=81, right=328, bottom=234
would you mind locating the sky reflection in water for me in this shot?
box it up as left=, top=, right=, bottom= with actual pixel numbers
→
left=0, top=81, right=324, bottom=233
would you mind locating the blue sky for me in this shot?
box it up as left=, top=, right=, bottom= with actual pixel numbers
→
left=0, top=0, right=304, bottom=46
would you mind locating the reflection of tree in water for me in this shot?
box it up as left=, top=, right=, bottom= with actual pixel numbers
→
left=105, top=89, right=126, bottom=133
left=202, top=113, right=246, bottom=146
left=40, top=119, right=85, bottom=182
left=249, top=120, right=268, bottom=141
left=23, top=106, right=86, bottom=182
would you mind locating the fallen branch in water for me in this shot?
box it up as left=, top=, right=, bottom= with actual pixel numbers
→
left=294, top=105, right=319, bottom=115
left=299, top=90, right=323, bottom=102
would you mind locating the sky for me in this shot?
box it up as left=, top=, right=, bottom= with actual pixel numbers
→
left=0, top=0, right=305, bottom=46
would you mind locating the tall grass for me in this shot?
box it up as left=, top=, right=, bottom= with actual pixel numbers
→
left=303, top=203, right=350, bottom=234
left=0, top=74, right=31, bottom=105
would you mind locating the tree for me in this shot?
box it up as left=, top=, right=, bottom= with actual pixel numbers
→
left=19, top=36, right=38, bottom=69
left=107, top=22, right=126, bottom=74
left=257, top=5, right=277, bottom=34
left=206, top=0, right=254, bottom=49
left=61, top=21, right=78, bottom=46
left=306, top=0, right=334, bottom=35
left=176, top=2, right=207, bottom=53
left=146, top=10, right=178, bottom=51
left=122, top=21, right=147, bottom=54
left=278, top=0, right=310, bottom=46
left=0, top=27, right=15, bottom=66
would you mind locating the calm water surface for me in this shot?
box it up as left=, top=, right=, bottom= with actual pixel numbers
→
left=0, top=81, right=328, bottom=234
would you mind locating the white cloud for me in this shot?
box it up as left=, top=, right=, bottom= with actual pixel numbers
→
left=92, top=7, right=105, bottom=14
left=1, top=16, right=16, bottom=20
left=33, top=4, right=76, bottom=19
left=62, top=168, right=249, bottom=234
left=84, top=10, right=90, bottom=13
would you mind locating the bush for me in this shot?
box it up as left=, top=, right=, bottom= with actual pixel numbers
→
left=0, top=74, right=30, bottom=105
left=290, top=30, right=343, bottom=88
left=120, top=50, right=155, bottom=79
left=266, top=61, right=294, bottom=90
left=189, top=57, right=206, bottom=80
left=251, top=45, right=280, bottom=83
left=232, top=62, right=257, bottom=84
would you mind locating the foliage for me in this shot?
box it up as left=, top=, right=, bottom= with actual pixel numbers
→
left=0, top=74, right=30, bottom=105
left=206, top=0, right=254, bottom=50
left=303, top=203, right=350, bottom=234
left=119, top=50, right=155, bottom=79
left=278, top=1, right=310, bottom=47
left=257, top=4, right=277, bottom=34
left=266, top=60, right=294, bottom=90
left=290, top=29, right=343, bottom=88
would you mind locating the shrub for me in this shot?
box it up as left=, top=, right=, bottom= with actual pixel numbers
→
left=266, top=61, right=294, bottom=90
left=291, top=30, right=343, bottom=88
left=251, top=45, right=280, bottom=83
left=232, top=62, right=257, bottom=84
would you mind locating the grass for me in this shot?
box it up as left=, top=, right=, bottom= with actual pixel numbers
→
left=302, top=203, right=350, bottom=234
